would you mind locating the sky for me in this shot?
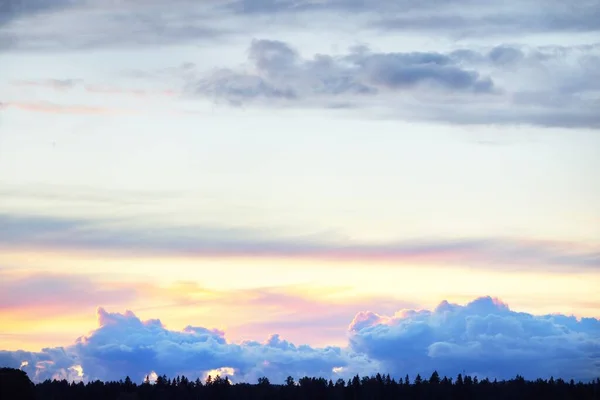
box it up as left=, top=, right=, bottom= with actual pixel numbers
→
left=0, top=0, right=599, bottom=385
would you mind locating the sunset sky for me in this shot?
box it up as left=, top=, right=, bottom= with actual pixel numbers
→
left=1, top=0, right=599, bottom=384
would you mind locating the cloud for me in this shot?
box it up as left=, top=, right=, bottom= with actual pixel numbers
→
left=10, top=79, right=82, bottom=90
left=348, top=296, right=600, bottom=381
left=1, top=307, right=376, bottom=383
left=372, top=0, right=600, bottom=37
left=0, top=0, right=74, bottom=27
left=2, top=1, right=599, bottom=51
left=186, top=40, right=600, bottom=128
left=0, top=213, right=598, bottom=270
left=0, top=101, right=133, bottom=115
left=3, top=4, right=597, bottom=128
left=192, top=39, right=494, bottom=105
left=1, top=297, right=598, bottom=383
left=0, top=1, right=226, bottom=51
left=0, top=271, right=137, bottom=316
left=10, top=79, right=178, bottom=98
left=0, top=100, right=201, bottom=116
left=0, top=183, right=182, bottom=207
left=0, top=269, right=406, bottom=352
left=225, top=0, right=600, bottom=37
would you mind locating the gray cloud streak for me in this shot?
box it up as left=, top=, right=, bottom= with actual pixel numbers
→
left=0, top=213, right=598, bottom=270
left=3, top=0, right=599, bottom=51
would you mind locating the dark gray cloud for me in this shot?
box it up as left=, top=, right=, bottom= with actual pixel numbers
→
left=186, top=40, right=600, bottom=128
left=1, top=297, right=599, bottom=382
left=375, top=5, right=600, bottom=37
left=191, top=39, right=494, bottom=106
left=225, top=0, right=600, bottom=37
left=0, top=1, right=226, bottom=51
left=2, top=0, right=599, bottom=51
left=0, top=0, right=73, bottom=27
left=0, top=213, right=598, bottom=270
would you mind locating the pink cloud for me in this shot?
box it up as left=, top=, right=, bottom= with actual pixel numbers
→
left=10, top=79, right=178, bottom=98
left=84, top=85, right=177, bottom=97
left=0, top=101, right=133, bottom=115
left=0, top=271, right=138, bottom=317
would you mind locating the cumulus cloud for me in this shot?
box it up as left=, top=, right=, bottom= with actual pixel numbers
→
left=349, top=297, right=600, bottom=381
left=187, top=40, right=600, bottom=128
left=1, top=307, right=376, bottom=383
left=1, top=297, right=598, bottom=383
left=192, top=39, right=494, bottom=105
left=1, top=213, right=599, bottom=271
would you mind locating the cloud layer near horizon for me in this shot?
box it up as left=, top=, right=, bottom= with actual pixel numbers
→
left=1, top=297, right=599, bottom=383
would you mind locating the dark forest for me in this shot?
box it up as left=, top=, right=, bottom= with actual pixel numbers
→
left=2, top=367, right=599, bottom=400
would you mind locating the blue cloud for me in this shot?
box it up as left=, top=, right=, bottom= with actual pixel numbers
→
left=3, top=0, right=599, bottom=52
left=2, top=307, right=375, bottom=383
left=348, top=297, right=600, bottom=381
left=193, top=39, right=494, bottom=105
left=188, top=40, right=600, bottom=128
left=2, top=297, right=598, bottom=383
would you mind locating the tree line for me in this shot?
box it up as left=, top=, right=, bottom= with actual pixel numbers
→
left=1, top=367, right=599, bottom=400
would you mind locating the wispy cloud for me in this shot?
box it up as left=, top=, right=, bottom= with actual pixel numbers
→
left=370, top=0, right=600, bottom=37
left=0, top=213, right=598, bottom=270
left=0, top=100, right=202, bottom=116
left=225, top=0, right=600, bottom=39
left=2, top=0, right=598, bottom=52
left=0, top=1, right=226, bottom=51
left=0, top=183, right=183, bottom=207
left=11, top=79, right=178, bottom=98
left=0, top=269, right=405, bottom=351
left=0, top=271, right=137, bottom=317
left=10, top=79, right=82, bottom=90
left=0, top=101, right=133, bottom=115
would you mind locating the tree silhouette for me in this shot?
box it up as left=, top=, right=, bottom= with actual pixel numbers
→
left=2, top=367, right=598, bottom=400
left=0, top=368, right=35, bottom=400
